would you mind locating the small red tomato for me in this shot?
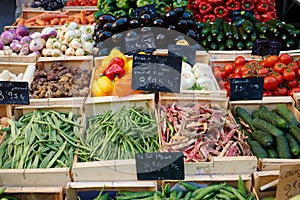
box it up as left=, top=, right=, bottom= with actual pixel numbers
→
left=264, top=75, right=278, bottom=91
left=273, top=62, right=286, bottom=74
left=286, top=79, right=298, bottom=88
left=288, top=88, right=300, bottom=96
left=273, top=86, right=288, bottom=96
left=264, top=55, right=279, bottom=68
left=263, top=90, right=273, bottom=97
left=224, top=63, right=235, bottom=75
left=279, top=53, right=293, bottom=65
left=213, top=66, right=227, bottom=79
left=287, top=62, right=299, bottom=72
left=234, top=56, right=246, bottom=67
left=283, top=68, right=296, bottom=81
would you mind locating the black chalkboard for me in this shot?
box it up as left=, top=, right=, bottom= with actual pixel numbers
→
left=168, top=44, right=196, bottom=65
left=0, top=81, right=29, bottom=105
left=131, top=4, right=157, bottom=19
left=229, top=78, right=264, bottom=101
left=135, top=152, right=184, bottom=180
left=125, top=32, right=156, bottom=54
left=132, top=54, right=182, bottom=93
left=252, top=38, right=281, bottom=56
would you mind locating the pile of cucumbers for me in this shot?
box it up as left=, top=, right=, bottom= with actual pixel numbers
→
left=235, top=104, right=300, bottom=159
left=199, top=11, right=300, bottom=51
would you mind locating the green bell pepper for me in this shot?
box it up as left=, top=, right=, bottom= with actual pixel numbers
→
left=116, top=0, right=129, bottom=10
left=114, top=10, right=128, bottom=17
left=172, top=0, right=188, bottom=8
left=136, top=0, right=155, bottom=7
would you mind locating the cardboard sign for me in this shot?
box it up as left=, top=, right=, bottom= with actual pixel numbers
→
left=276, top=164, right=300, bottom=200
left=135, top=152, right=184, bottom=180
left=252, top=38, right=281, bottom=56
left=132, top=54, right=182, bottom=93
left=229, top=78, right=264, bottom=101
left=125, top=32, right=156, bottom=54
left=0, top=81, right=29, bottom=105
left=168, top=44, right=196, bottom=65
left=131, top=4, right=157, bottom=19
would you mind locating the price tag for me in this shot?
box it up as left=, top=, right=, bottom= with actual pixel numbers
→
left=125, top=32, right=156, bottom=54
left=168, top=44, right=196, bottom=65
left=132, top=54, right=182, bottom=93
left=276, top=164, right=300, bottom=200
left=131, top=4, right=157, bottom=19
left=0, top=81, right=29, bottom=105
left=252, top=38, right=281, bottom=56
left=229, top=78, right=264, bottom=101
left=135, top=152, right=184, bottom=180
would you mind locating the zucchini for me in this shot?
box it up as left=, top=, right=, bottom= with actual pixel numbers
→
left=235, top=107, right=254, bottom=130
left=245, top=40, right=254, bottom=50
left=252, top=130, right=273, bottom=147
left=289, top=28, right=300, bottom=38
left=210, top=42, right=218, bottom=50
left=251, top=118, right=284, bottom=137
left=266, top=147, right=278, bottom=158
left=211, top=18, right=223, bottom=37
left=207, top=34, right=213, bottom=42
left=247, top=139, right=268, bottom=158
left=242, top=20, right=253, bottom=34
left=201, top=39, right=208, bottom=48
left=286, top=133, right=300, bottom=156
left=266, top=18, right=284, bottom=29
left=231, top=25, right=239, bottom=40
left=240, top=10, right=259, bottom=23
left=275, top=104, right=298, bottom=126
left=216, top=26, right=224, bottom=42
left=265, top=24, right=277, bottom=34
left=254, top=22, right=268, bottom=33
left=232, top=18, right=245, bottom=27
left=238, top=26, right=248, bottom=41
left=275, top=135, right=292, bottom=159
left=225, top=38, right=234, bottom=49
left=257, top=108, right=288, bottom=129
left=223, top=21, right=233, bottom=38
left=201, top=24, right=211, bottom=37
left=236, top=40, right=244, bottom=50
left=250, top=30, right=257, bottom=42
left=280, top=32, right=288, bottom=41
left=288, top=125, right=300, bottom=144
left=196, top=22, right=208, bottom=30
left=285, top=38, right=295, bottom=49
left=219, top=43, right=226, bottom=50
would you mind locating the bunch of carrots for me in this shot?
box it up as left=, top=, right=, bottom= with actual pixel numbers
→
left=15, top=10, right=95, bottom=26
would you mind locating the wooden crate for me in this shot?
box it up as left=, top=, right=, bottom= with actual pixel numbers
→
left=3, top=186, right=64, bottom=200
left=153, top=50, right=210, bottom=64
left=0, top=55, right=36, bottom=64
left=293, top=93, right=300, bottom=111
left=37, top=56, right=93, bottom=70
left=208, top=50, right=261, bottom=60
left=66, top=181, right=157, bottom=200
left=252, top=171, right=279, bottom=199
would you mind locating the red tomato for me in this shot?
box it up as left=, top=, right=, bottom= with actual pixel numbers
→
left=287, top=62, right=299, bottom=73
left=259, top=60, right=268, bottom=68
left=264, top=55, right=279, bottom=68
left=297, top=68, right=300, bottom=78
left=263, top=90, right=273, bottom=96
left=234, top=56, right=246, bottom=67
left=286, top=79, right=298, bottom=88
left=231, top=74, right=242, bottom=78
left=213, top=66, right=227, bottom=79
left=224, top=63, right=235, bottom=75
left=233, top=66, right=243, bottom=76
left=242, top=68, right=252, bottom=78
left=264, top=76, right=278, bottom=91
left=279, top=53, right=293, bottom=65
left=288, top=88, right=300, bottom=96
left=273, top=86, right=288, bottom=96
left=273, top=62, right=286, bottom=74
left=283, top=68, right=296, bottom=81
left=257, top=67, right=269, bottom=76
left=272, top=73, right=284, bottom=85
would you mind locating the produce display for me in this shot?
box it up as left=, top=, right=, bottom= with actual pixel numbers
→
left=215, top=54, right=300, bottom=97
left=82, top=104, right=159, bottom=160
left=30, top=0, right=67, bottom=11
left=0, top=64, right=35, bottom=82
left=66, top=0, right=97, bottom=6
left=0, top=110, right=90, bottom=169
left=92, top=177, right=256, bottom=200
left=235, top=104, right=300, bottom=159
left=159, top=103, right=251, bottom=162
left=30, top=61, right=91, bottom=98
left=188, top=0, right=277, bottom=22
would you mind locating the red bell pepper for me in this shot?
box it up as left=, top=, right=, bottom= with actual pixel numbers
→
left=256, top=1, right=269, bottom=12
left=260, top=12, right=272, bottom=22
left=268, top=6, right=277, bottom=18
left=194, top=13, right=202, bottom=22
left=199, top=2, right=213, bottom=15
left=241, top=0, right=254, bottom=10
left=207, top=0, right=223, bottom=6
left=105, top=63, right=126, bottom=80
left=203, top=14, right=216, bottom=22
left=214, top=6, right=229, bottom=18
left=254, top=10, right=261, bottom=21
left=224, top=17, right=232, bottom=22
left=225, top=0, right=240, bottom=11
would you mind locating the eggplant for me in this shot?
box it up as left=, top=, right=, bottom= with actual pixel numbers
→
left=164, top=10, right=177, bottom=24
left=139, top=13, right=153, bottom=26
left=130, top=19, right=140, bottom=29
left=181, top=11, right=193, bottom=20
left=98, top=31, right=112, bottom=42
left=167, top=25, right=177, bottom=31
left=186, top=19, right=195, bottom=29
left=102, top=22, right=113, bottom=32
left=177, top=19, right=188, bottom=33
left=186, top=29, right=197, bottom=40
left=112, top=17, right=130, bottom=33
left=95, top=23, right=103, bottom=32
left=173, top=7, right=184, bottom=18
left=153, top=18, right=164, bottom=27
left=98, top=14, right=116, bottom=26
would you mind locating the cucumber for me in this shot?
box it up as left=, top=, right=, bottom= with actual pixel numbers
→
left=288, top=125, right=300, bottom=144
left=275, top=135, right=292, bottom=159
left=252, top=130, right=273, bottom=147
left=254, top=22, right=268, bottom=33
left=240, top=10, right=259, bottom=23
left=223, top=21, right=233, bottom=38
left=235, top=107, right=254, bottom=130
left=266, top=147, right=278, bottom=158
left=247, top=139, right=268, bottom=158
left=225, top=38, right=234, bottom=49
left=211, top=18, right=223, bottom=37
left=236, top=40, right=244, bottom=50
left=252, top=110, right=260, bottom=119
left=201, top=24, right=211, bottom=37
left=275, top=104, right=299, bottom=126
left=231, top=25, right=239, bottom=40
left=286, top=133, right=300, bottom=156
left=251, top=118, right=284, bottom=137
left=257, top=108, right=288, bottom=129
left=266, top=18, right=284, bottom=29
left=242, top=20, right=253, bottom=34
left=238, top=26, right=248, bottom=41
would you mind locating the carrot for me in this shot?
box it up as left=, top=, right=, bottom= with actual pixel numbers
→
left=80, top=10, right=87, bottom=25
left=35, top=18, right=46, bottom=26
left=85, top=13, right=95, bottom=23
left=50, top=18, right=59, bottom=26
left=25, top=13, right=46, bottom=23
left=17, top=17, right=25, bottom=26
left=40, top=13, right=69, bottom=21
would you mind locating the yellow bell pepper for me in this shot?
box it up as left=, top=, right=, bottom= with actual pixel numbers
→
left=124, top=59, right=133, bottom=73
left=102, top=48, right=127, bottom=67
left=92, top=76, right=113, bottom=97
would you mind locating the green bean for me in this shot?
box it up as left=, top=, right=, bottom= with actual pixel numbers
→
left=46, top=141, right=67, bottom=168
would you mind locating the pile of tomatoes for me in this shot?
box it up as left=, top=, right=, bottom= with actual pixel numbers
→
left=214, top=54, right=300, bottom=97
left=65, top=0, right=97, bottom=6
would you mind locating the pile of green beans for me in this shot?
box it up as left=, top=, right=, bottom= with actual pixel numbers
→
left=84, top=105, right=159, bottom=161
left=0, top=110, right=91, bottom=169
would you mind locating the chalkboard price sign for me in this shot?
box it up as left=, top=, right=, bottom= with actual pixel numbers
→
left=0, top=81, right=29, bottom=105
left=252, top=38, right=281, bottom=56
left=131, top=4, right=157, bottom=19
left=135, top=152, right=184, bottom=180
left=132, top=54, right=182, bottom=93
left=125, top=32, right=156, bottom=54
left=168, top=44, right=196, bottom=65
left=229, top=78, right=264, bottom=101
